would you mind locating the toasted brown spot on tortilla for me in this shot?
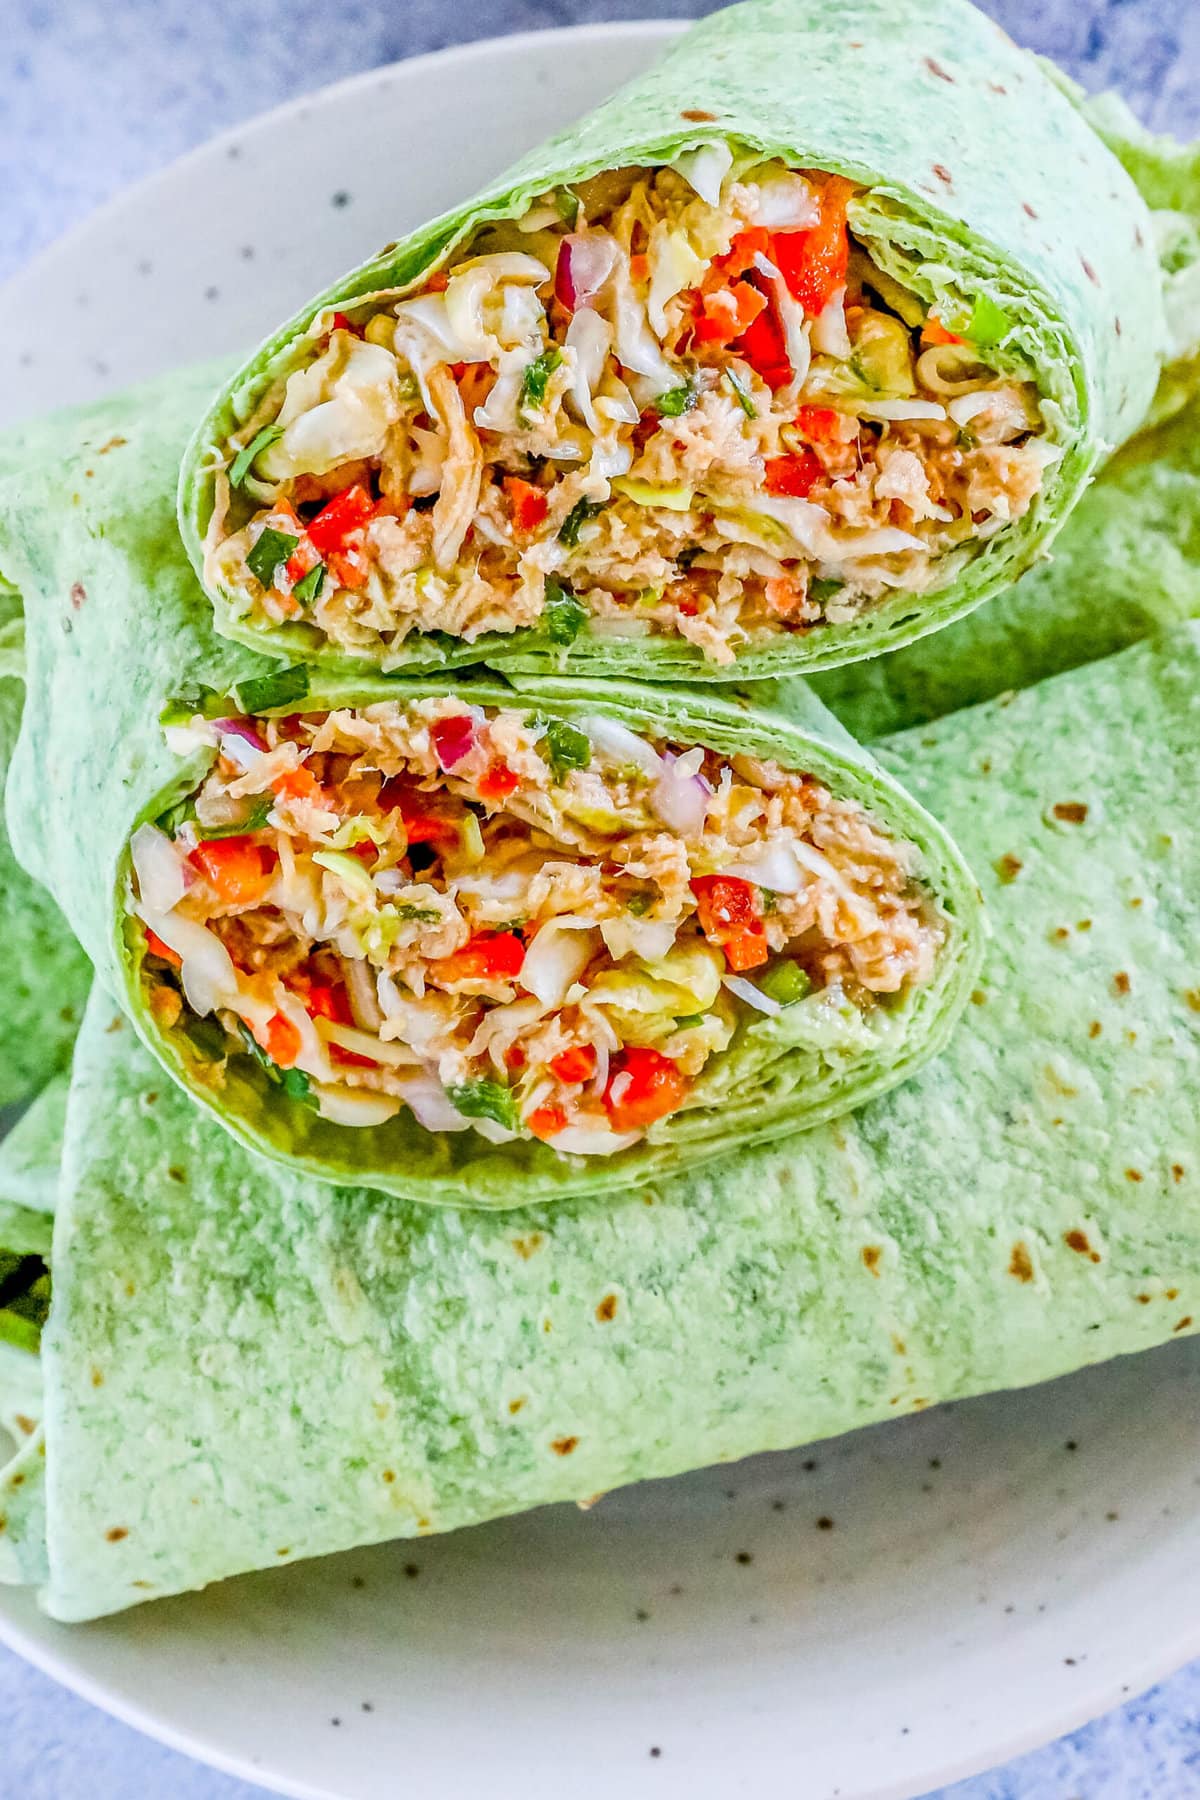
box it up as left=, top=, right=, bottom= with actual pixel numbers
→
left=98, top=436, right=127, bottom=454
left=1081, top=257, right=1100, bottom=287
left=1009, top=1242, right=1034, bottom=1283
left=1115, top=318, right=1123, bottom=336
left=90, top=1368, right=104, bottom=1388
left=891, top=1335, right=907, bottom=1357
left=277, top=1547, right=291, bottom=1557
left=1076, top=919, right=1092, bottom=932
left=1136, top=1293, right=1152, bottom=1305
left=989, top=80, right=1008, bottom=94
left=1167, top=1288, right=1180, bottom=1300
left=512, top=1232, right=544, bottom=1259
left=1129, top=897, right=1144, bottom=909
left=1175, top=1317, right=1193, bottom=1334
left=508, top=1397, right=526, bottom=1415
left=681, top=108, right=717, bottom=122
left=1052, top=802, right=1088, bottom=824
left=106, top=1527, right=129, bottom=1543
left=995, top=853, right=1023, bottom=883
left=932, top=163, right=953, bottom=185
left=1064, top=1229, right=1096, bottom=1259
left=1173, top=1164, right=1185, bottom=1182
left=1088, top=1021, right=1102, bottom=1039
left=861, top=1245, right=882, bottom=1276
left=1051, top=926, right=1070, bottom=942
left=10, top=1474, right=24, bottom=1489
left=1125, top=1169, right=1143, bottom=1184
left=1113, top=972, right=1131, bottom=995
left=14, top=1414, right=35, bottom=1437
left=1022, top=201, right=1038, bottom=219
left=817, top=1516, right=834, bottom=1530
left=1184, top=990, right=1200, bottom=1013
left=596, top=1293, right=618, bottom=1322
left=970, top=989, right=987, bottom=1006
left=925, top=56, right=955, bottom=81
left=551, top=1435, right=579, bottom=1456
left=69, top=581, right=87, bottom=610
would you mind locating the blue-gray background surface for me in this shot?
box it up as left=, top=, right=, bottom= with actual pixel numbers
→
left=3, top=1, right=1200, bottom=1794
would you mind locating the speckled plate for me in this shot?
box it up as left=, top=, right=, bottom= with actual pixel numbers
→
left=3, top=23, right=1200, bottom=1800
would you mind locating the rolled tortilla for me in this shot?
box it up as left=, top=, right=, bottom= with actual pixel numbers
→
left=179, top=0, right=1163, bottom=683
left=0, top=373, right=981, bottom=1207
left=9, top=623, right=1198, bottom=1621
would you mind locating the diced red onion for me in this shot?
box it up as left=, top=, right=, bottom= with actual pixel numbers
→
left=555, top=234, right=618, bottom=312
left=214, top=717, right=269, bottom=772
left=431, top=712, right=478, bottom=771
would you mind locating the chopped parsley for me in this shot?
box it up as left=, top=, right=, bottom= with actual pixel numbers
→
left=809, top=578, right=844, bottom=608
left=246, top=527, right=299, bottom=591
left=558, top=496, right=605, bottom=548
left=447, top=1078, right=517, bottom=1131
left=519, top=348, right=563, bottom=421
left=673, top=1013, right=708, bottom=1030
left=654, top=378, right=699, bottom=418
left=542, top=577, right=588, bottom=644
left=237, top=1020, right=315, bottom=1103
left=236, top=664, right=309, bottom=714
left=229, top=423, right=284, bottom=490
left=537, top=715, right=591, bottom=781
left=724, top=367, right=757, bottom=419
left=395, top=904, right=442, bottom=923
left=156, top=793, right=198, bottom=837
left=290, top=560, right=326, bottom=607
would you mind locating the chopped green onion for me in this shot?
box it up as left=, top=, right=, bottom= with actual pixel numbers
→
left=673, top=1012, right=708, bottom=1030
left=758, top=961, right=812, bottom=1006
left=229, top=423, right=284, bottom=489
left=555, top=187, right=581, bottom=225
left=448, top=1078, right=518, bottom=1131
left=538, top=716, right=591, bottom=781
left=654, top=379, right=698, bottom=418
left=281, top=1067, right=312, bottom=1101
left=558, top=497, right=605, bottom=548
left=235, top=664, right=309, bottom=714
left=395, top=904, right=443, bottom=922
left=543, top=577, right=589, bottom=642
left=236, top=1022, right=314, bottom=1103
left=156, top=794, right=198, bottom=836
left=195, top=796, right=273, bottom=840
left=809, top=578, right=844, bottom=607
left=724, top=367, right=757, bottom=418
left=246, top=527, right=299, bottom=591
left=519, top=347, right=562, bottom=420
left=968, top=294, right=1012, bottom=347
left=626, top=892, right=654, bottom=916
left=290, top=560, right=326, bottom=607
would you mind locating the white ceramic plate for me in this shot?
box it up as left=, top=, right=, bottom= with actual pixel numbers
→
left=3, top=24, right=1200, bottom=1800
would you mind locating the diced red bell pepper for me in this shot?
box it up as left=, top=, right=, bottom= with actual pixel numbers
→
left=477, top=761, right=519, bottom=802
left=303, top=983, right=354, bottom=1026
left=190, top=837, right=277, bottom=907
left=690, top=280, right=768, bottom=347
left=455, top=361, right=497, bottom=414
left=144, top=928, right=182, bottom=967
left=603, top=1047, right=688, bottom=1132
left=252, top=1011, right=302, bottom=1068
left=764, top=450, right=823, bottom=499
left=378, top=785, right=462, bottom=850
left=921, top=315, right=963, bottom=347
left=432, top=931, right=526, bottom=984
left=769, top=176, right=853, bottom=316
left=503, top=1042, right=527, bottom=1071
left=734, top=303, right=791, bottom=389
left=713, top=227, right=772, bottom=281
left=431, top=713, right=479, bottom=772
left=330, top=312, right=362, bottom=338
left=691, top=873, right=769, bottom=971
left=549, top=1044, right=597, bottom=1085
left=793, top=404, right=841, bottom=443
left=307, top=483, right=377, bottom=556
left=503, top=476, right=550, bottom=535
left=327, top=547, right=370, bottom=591
left=283, top=539, right=320, bottom=586
left=528, top=1104, right=567, bottom=1140
left=425, top=270, right=449, bottom=293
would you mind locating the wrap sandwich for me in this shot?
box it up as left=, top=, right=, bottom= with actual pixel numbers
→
left=180, top=0, right=1164, bottom=682
left=3, top=622, right=1198, bottom=1620
left=0, top=374, right=982, bottom=1206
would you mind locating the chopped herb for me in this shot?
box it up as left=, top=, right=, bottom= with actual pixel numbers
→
left=229, top=423, right=284, bottom=489
left=759, top=961, right=812, bottom=1006
left=626, top=892, right=654, bottom=916
left=555, top=187, right=581, bottom=225
left=519, top=348, right=562, bottom=420
left=183, top=1014, right=231, bottom=1063
left=281, top=1066, right=313, bottom=1101
left=396, top=371, right=421, bottom=404
left=654, top=379, right=698, bottom=418
left=558, top=497, right=605, bottom=548
left=237, top=1021, right=315, bottom=1104
left=395, top=904, right=442, bottom=923
left=448, top=1078, right=517, bottom=1131
left=236, top=664, right=309, bottom=714
left=291, top=560, right=326, bottom=607
left=724, top=367, right=757, bottom=418
left=538, top=716, right=591, bottom=780
left=760, top=889, right=780, bottom=915
left=673, top=1013, right=707, bottom=1030
left=543, top=577, right=588, bottom=643
left=968, top=294, right=1011, bottom=346
left=195, top=796, right=273, bottom=840
left=246, top=527, right=299, bottom=590
left=809, top=578, right=844, bottom=607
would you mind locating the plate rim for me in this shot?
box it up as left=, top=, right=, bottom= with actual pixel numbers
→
left=3, top=17, right=1199, bottom=1800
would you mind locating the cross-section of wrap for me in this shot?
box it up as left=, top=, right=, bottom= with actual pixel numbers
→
left=0, top=371, right=982, bottom=1207
left=181, top=0, right=1163, bottom=681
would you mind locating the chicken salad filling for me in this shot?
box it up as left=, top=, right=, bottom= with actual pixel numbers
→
left=208, top=153, right=1059, bottom=668
left=131, top=698, right=946, bottom=1154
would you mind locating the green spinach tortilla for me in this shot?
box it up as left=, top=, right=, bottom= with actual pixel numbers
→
left=179, top=0, right=1164, bottom=684
left=2, top=625, right=1197, bottom=1620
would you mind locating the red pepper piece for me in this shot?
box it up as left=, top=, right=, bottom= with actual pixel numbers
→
left=307, top=483, right=377, bottom=556
left=604, top=1047, right=688, bottom=1132
left=764, top=450, right=824, bottom=499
